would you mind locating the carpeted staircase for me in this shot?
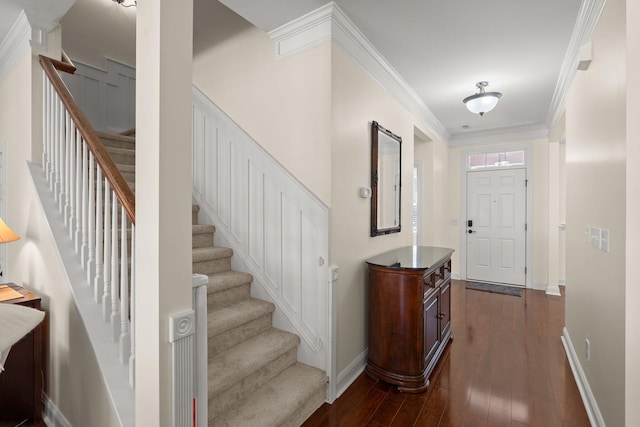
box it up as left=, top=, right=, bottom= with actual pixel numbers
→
left=98, top=131, right=327, bottom=426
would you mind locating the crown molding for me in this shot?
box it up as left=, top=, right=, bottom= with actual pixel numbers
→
left=0, top=11, right=31, bottom=84
left=546, top=0, right=607, bottom=131
left=267, top=2, right=449, bottom=143
left=448, top=124, right=549, bottom=148
left=0, top=10, right=58, bottom=85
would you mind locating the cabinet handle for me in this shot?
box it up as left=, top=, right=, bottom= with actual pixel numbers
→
left=437, top=313, right=445, bottom=319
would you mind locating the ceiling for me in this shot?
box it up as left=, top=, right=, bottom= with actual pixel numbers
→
left=2, top=0, right=582, bottom=144
left=220, top=0, right=583, bottom=143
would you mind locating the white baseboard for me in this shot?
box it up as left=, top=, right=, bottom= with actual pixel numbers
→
left=546, top=282, right=562, bottom=296
left=451, top=273, right=461, bottom=280
left=561, top=327, right=605, bottom=426
left=336, top=349, right=367, bottom=399
left=42, top=394, right=72, bottom=427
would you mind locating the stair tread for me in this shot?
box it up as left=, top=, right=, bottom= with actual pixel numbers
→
left=215, top=363, right=327, bottom=427
left=192, top=224, right=215, bottom=234
left=208, top=298, right=274, bottom=337
left=207, top=271, right=252, bottom=293
left=96, top=131, right=136, bottom=144
left=193, top=246, right=233, bottom=262
left=208, top=328, right=300, bottom=396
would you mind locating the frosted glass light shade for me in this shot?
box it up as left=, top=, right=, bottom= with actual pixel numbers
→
left=463, top=92, right=502, bottom=115
left=0, top=218, right=19, bottom=244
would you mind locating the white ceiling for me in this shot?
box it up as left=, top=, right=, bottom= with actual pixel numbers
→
left=2, top=0, right=582, bottom=144
left=220, top=0, right=583, bottom=143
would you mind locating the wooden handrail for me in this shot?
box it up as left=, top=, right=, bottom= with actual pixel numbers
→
left=39, top=55, right=135, bottom=224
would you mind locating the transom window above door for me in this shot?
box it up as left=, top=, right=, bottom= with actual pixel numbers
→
left=468, top=150, right=525, bottom=170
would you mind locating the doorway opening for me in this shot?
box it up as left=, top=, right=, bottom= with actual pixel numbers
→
left=461, top=146, right=532, bottom=287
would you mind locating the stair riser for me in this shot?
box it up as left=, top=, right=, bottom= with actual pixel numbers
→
left=281, top=385, right=327, bottom=427
left=101, top=139, right=136, bottom=151
left=193, top=258, right=231, bottom=275
left=193, top=232, right=213, bottom=248
left=209, top=348, right=298, bottom=420
left=209, top=314, right=272, bottom=356
left=106, top=151, right=135, bottom=165
left=208, top=283, right=251, bottom=310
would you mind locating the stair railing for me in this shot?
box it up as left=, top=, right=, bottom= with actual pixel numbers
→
left=39, top=54, right=137, bottom=386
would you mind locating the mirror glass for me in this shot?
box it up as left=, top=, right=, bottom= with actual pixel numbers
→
left=371, top=121, right=401, bottom=236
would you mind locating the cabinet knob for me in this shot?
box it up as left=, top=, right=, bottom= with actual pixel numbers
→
left=437, top=313, right=445, bottom=319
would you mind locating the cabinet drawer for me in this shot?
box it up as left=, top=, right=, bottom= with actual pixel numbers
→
left=423, top=272, right=436, bottom=294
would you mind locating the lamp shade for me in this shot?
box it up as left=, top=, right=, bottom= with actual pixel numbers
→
left=0, top=218, right=19, bottom=244
left=463, top=81, right=502, bottom=116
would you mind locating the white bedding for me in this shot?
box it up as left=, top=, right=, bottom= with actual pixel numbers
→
left=0, top=304, right=45, bottom=372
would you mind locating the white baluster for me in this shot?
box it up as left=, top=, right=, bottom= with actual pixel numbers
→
left=68, top=121, right=76, bottom=240
left=51, top=93, right=58, bottom=194
left=102, top=182, right=112, bottom=321
left=75, top=130, right=82, bottom=253
left=42, top=75, right=48, bottom=176
left=58, top=104, right=66, bottom=213
left=129, top=224, right=135, bottom=387
left=87, top=152, right=96, bottom=283
left=64, top=112, right=71, bottom=227
left=94, top=168, right=104, bottom=303
left=80, top=141, right=88, bottom=268
left=119, top=206, right=130, bottom=364
left=110, top=193, right=121, bottom=342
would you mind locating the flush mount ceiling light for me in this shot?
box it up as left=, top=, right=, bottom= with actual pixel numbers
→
left=463, top=81, right=502, bottom=116
left=113, top=0, right=136, bottom=7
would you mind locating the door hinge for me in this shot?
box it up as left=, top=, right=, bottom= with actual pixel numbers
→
left=525, top=267, right=527, bottom=275
left=525, top=179, right=528, bottom=187
left=525, top=223, right=528, bottom=231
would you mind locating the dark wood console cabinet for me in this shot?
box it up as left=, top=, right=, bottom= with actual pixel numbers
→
left=0, top=284, right=43, bottom=424
left=366, top=246, right=453, bottom=392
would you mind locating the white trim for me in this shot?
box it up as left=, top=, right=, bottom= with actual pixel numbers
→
left=336, top=349, right=367, bottom=400
left=459, top=143, right=534, bottom=288
left=268, top=3, right=333, bottom=59
left=546, top=0, right=607, bottom=131
left=28, top=161, right=135, bottom=427
left=449, top=124, right=548, bottom=148
left=0, top=10, right=58, bottom=85
left=546, top=283, right=562, bottom=296
left=0, top=11, right=31, bottom=85
left=561, top=327, right=606, bottom=427
left=267, top=2, right=449, bottom=143
left=0, top=140, right=6, bottom=280
left=42, top=393, right=73, bottom=427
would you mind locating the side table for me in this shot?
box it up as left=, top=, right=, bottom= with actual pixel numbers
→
left=0, top=283, right=43, bottom=425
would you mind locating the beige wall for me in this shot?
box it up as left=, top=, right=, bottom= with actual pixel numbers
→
left=60, top=0, right=136, bottom=69
left=565, top=0, right=626, bottom=424
left=447, top=141, right=550, bottom=286
left=330, top=47, right=441, bottom=372
left=626, top=0, right=640, bottom=424
left=0, top=49, right=117, bottom=425
left=192, top=1, right=332, bottom=206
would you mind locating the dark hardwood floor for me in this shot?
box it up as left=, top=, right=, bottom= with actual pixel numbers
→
left=304, top=280, right=590, bottom=427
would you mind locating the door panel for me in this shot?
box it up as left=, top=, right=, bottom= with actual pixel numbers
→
left=467, top=169, right=526, bottom=285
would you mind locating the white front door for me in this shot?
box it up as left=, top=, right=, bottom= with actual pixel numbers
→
left=466, top=169, right=526, bottom=286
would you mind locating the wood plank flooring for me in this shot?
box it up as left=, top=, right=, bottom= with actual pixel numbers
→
left=304, top=280, right=590, bottom=427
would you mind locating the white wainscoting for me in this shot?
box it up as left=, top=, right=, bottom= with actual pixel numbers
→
left=61, top=59, right=135, bottom=134
left=192, top=87, right=331, bottom=373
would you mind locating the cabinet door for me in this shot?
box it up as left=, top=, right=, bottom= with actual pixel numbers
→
left=423, top=292, right=440, bottom=367
left=439, top=279, right=451, bottom=339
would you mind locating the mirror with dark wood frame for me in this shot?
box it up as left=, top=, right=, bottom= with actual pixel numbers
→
left=371, top=121, right=401, bottom=237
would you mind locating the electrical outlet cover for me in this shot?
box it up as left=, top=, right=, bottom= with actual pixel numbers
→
left=600, top=228, right=610, bottom=253
left=590, top=227, right=600, bottom=248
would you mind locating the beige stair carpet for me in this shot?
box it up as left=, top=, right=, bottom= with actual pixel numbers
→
left=99, top=132, right=327, bottom=426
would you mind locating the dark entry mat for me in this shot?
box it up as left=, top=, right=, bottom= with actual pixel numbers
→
left=466, top=282, right=523, bottom=297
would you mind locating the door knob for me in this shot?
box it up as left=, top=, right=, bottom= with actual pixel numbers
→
left=468, top=230, right=476, bottom=234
